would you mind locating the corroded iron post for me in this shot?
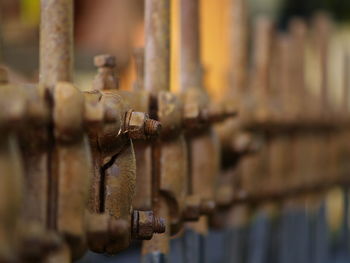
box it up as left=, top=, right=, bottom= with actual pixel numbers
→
left=40, top=0, right=73, bottom=92
left=144, top=0, right=170, bottom=96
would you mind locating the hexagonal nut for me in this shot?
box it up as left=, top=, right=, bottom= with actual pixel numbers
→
left=145, top=119, right=162, bottom=136
left=127, top=111, right=147, bottom=139
left=132, top=210, right=166, bottom=240
left=94, top=54, right=116, bottom=68
left=126, top=111, right=161, bottom=139
left=183, top=195, right=201, bottom=221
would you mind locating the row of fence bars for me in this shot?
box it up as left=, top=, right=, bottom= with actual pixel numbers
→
left=0, top=0, right=232, bottom=262
left=1, top=0, right=350, bottom=262
left=214, top=0, right=350, bottom=263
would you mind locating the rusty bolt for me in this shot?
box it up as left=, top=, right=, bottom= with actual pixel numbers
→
left=145, top=119, right=162, bottom=136
left=94, top=54, right=116, bottom=68
left=126, top=111, right=147, bottom=139
left=132, top=210, right=166, bottom=240
left=126, top=111, right=161, bottom=139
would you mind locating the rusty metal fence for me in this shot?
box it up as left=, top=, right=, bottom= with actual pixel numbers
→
left=0, top=0, right=350, bottom=262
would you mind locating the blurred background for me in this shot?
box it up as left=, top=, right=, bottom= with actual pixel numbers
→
left=2, top=0, right=350, bottom=100
left=2, top=0, right=350, bottom=262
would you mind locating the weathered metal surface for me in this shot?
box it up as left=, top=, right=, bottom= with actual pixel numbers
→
left=127, top=49, right=154, bottom=211
left=54, top=82, right=92, bottom=258
left=0, top=76, right=24, bottom=263
left=144, top=0, right=170, bottom=96
left=40, top=0, right=73, bottom=93
left=142, top=0, right=190, bottom=259
left=180, top=0, right=223, bottom=243
left=38, top=0, right=95, bottom=260
left=132, top=210, right=166, bottom=240
left=142, top=197, right=171, bottom=257
left=180, top=0, right=201, bottom=93
left=2, top=0, right=350, bottom=262
left=86, top=54, right=163, bottom=254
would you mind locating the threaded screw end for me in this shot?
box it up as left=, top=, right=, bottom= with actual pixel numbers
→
left=153, top=217, right=166, bottom=233
left=145, top=119, right=161, bottom=136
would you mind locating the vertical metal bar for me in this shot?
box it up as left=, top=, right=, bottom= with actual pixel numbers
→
left=342, top=54, right=349, bottom=114
left=180, top=0, right=201, bottom=92
left=290, top=21, right=313, bottom=263
left=289, top=18, right=306, bottom=117
left=143, top=0, right=171, bottom=262
left=343, top=56, right=350, bottom=261
left=134, top=48, right=145, bottom=91
left=338, top=58, right=350, bottom=262
left=224, top=1, right=249, bottom=262
left=40, top=0, right=73, bottom=92
left=307, top=14, right=332, bottom=263
left=252, top=17, right=273, bottom=96
left=180, top=1, right=203, bottom=262
left=318, top=18, right=330, bottom=116
left=144, top=0, right=170, bottom=95
left=229, top=0, right=248, bottom=96
left=244, top=17, right=273, bottom=263
left=39, top=0, right=74, bottom=232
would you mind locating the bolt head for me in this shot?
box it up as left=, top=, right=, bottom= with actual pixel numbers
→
left=127, top=111, right=148, bottom=139
left=145, top=119, right=162, bottom=136
left=132, top=210, right=156, bottom=240
left=94, top=54, right=116, bottom=68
